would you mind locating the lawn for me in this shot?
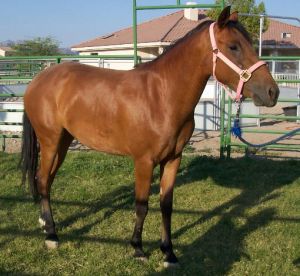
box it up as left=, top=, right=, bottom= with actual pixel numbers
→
left=0, top=151, right=300, bottom=275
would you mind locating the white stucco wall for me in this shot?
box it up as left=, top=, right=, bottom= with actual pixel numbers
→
left=77, top=47, right=159, bottom=70
left=79, top=58, right=134, bottom=70
left=194, top=80, right=219, bottom=130
left=79, top=48, right=157, bottom=58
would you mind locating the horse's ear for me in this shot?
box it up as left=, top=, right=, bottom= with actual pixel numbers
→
left=217, top=6, right=231, bottom=28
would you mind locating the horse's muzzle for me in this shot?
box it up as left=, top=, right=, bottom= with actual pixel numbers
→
left=253, top=85, right=280, bottom=107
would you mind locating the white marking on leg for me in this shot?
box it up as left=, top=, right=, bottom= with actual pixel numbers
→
left=39, top=217, right=46, bottom=227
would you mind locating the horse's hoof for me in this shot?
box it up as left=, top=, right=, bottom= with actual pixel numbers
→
left=163, top=261, right=179, bottom=268
left=133, top=249, right=148, bottom=262
left=45, top=239, right=59, bottom=249
left=45, top=234, right=59, bottom=249
left=163, top=252, right=179, bottom=268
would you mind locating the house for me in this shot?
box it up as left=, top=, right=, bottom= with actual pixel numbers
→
left=0, top=46, right=13, bottom=57
left=71, top=9, right=300, bottom=70
left=262, top=20, right=300, bottom=56
left=71, top=9, right=208, bottom=69
left=261, top=20, right=300, bottom=78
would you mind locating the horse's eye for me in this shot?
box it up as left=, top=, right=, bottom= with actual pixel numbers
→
left=229, top=45, right=238, bottom=51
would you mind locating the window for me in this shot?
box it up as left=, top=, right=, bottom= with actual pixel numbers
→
left=90, top=53, right=98, bottom=56
left=281, top=32, right=292, bottom=39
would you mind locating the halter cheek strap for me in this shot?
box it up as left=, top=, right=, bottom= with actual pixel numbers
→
left=209, top=22, right=266, bottom=102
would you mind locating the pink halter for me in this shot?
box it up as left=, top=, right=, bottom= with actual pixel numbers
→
left=209, top=22, right=266, bottom=102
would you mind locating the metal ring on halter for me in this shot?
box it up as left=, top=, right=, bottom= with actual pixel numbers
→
left=240, top=70, right=252, bottom=82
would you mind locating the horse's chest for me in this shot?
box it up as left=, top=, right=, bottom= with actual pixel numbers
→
left=156, top=119, right=194, bottom=160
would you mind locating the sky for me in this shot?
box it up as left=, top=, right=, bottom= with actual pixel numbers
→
left=0, top=0, right=300, bottom=48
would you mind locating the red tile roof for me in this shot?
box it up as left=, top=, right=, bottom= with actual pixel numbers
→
left=72, top=11, right=300, bottom=49
left=72, top=11, right=208, bottom=48
left=262, top=20, right=300, bottom=48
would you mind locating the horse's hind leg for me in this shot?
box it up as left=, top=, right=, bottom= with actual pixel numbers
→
left=131, top=158, right=154, bottom=260
left=37, top=129, right=73, bottom=249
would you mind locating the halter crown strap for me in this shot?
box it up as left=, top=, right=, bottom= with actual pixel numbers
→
left=209, top=22, right=266, bottom=101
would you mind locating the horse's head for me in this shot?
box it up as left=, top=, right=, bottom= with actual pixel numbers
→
left=211, top=6, right=279, bottom=107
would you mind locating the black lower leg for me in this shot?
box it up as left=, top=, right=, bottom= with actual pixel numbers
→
left=160, top=197, right=178, bottom=264
left=131, top=200, right=148, bottom=258
left=40, top=196, right=58, bottom=242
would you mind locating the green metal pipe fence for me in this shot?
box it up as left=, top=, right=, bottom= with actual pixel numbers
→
left=1, top=1, right=226, bottom=150
left=4, top=54, right=299, bottom=156
left=3, top=3, right=299, bottom=159
left=220, top=56, right=300, bottom=158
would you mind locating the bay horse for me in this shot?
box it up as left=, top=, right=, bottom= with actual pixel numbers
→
left=20, top=7, right=279, bottom=267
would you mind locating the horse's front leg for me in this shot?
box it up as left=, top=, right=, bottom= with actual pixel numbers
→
left=131, top=158, right=154, bottom=260
left=159, top=154, right=182, bottom=267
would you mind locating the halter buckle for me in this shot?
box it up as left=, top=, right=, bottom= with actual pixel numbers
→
left=240, top=70, right=251, bottom=82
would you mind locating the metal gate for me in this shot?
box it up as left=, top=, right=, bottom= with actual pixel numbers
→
left=220, top=56, right=300, bottom=158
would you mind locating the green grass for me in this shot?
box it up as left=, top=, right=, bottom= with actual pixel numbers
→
left=1, top=151, right=300, bottom=275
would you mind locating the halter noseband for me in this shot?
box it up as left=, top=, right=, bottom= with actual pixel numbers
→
left=209, top=22, right=266, bottom=102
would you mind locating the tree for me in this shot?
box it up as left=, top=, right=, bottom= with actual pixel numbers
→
left=12, top=37, right=61, bottom=56
left=207, top=0, right=268, bottom=43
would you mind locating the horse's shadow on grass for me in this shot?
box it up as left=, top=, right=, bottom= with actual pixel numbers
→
left=0, top=268, right=37, bottom=276
left=154, top=156, right=300, bottom=275
left=1, top=155, right=300, bottom=275
left=52, top=186, right=134, bottom=247
left=55, top=184, right=135, bottom=238
left=54, top=155, right=300, bottom=275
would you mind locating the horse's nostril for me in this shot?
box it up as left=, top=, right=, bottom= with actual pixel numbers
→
left=268, top=86, right=279, bottom=101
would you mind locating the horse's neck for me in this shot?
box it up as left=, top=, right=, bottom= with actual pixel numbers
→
left=153, top=26, right=212, bottom=119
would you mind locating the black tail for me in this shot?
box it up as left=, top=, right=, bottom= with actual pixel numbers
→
left=19, top=111, right=39, bottom=202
